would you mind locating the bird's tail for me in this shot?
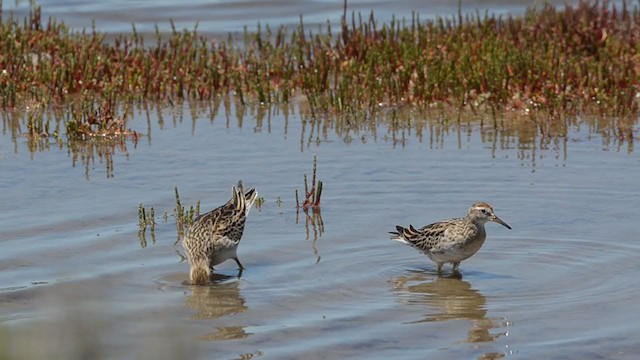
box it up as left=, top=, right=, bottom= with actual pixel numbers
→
left=389, top=225, right=419, bottom=245
left=231, top=180, right=258, bottom=216
left=243, top=187, right=258, bottom=216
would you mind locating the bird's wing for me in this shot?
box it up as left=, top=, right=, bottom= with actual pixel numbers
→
left=414, top=221, right=451, bottom=251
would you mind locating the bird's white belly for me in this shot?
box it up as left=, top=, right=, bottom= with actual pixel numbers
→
left=209, top=237, right=239, bottom=266
left=427, top=238, right=485, bottom=263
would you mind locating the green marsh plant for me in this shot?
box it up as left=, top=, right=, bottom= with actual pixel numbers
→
left=137, top=203, right=156, bottom=248
left=2, top=1, right=639, bottom=119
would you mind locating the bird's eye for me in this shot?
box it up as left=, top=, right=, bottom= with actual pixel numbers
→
left=481, top=209, right=487, bottom=214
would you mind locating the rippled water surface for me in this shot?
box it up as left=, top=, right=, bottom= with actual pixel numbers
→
left=1, top=99, right=639, bottom=359
left=2, top=1, right=640, bottom=359
left=3, top=0, right=579, bottom=36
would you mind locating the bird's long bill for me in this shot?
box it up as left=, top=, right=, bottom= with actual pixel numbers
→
left=492, top=215, right=512, bottom=229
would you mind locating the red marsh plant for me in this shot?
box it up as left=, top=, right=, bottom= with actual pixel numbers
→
left=0, top=1, right=638, bottom=118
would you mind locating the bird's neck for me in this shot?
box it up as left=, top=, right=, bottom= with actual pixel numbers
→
left=470, top=219, right=487, bottom=232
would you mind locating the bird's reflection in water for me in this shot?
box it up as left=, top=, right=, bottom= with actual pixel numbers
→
left=184, top=274, right=250, bottom=341
left=391, top=270, right=509, bottom=346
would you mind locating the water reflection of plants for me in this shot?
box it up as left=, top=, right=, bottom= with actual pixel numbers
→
left=4, top=99, right=139, bottom=179
left=296, top=155, right=324, bottom=263
left=5, top=99, right=636, bottom=181
left=298, top=207, right=324, bottom=264
left=2, top=1, right=639, bottom=177
left=66, top=136, right=134, bottom=179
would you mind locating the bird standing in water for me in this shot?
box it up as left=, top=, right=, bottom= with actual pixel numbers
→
left=390, top=202, right=511, bottom=272
left=183, top=181, right=257, bottom=285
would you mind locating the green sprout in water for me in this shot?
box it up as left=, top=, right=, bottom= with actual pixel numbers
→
left=137, top=203, right=156, bottom=248
left=255, top=196, right=266, bottom=210
left=173, top=187, right=200, bottom=243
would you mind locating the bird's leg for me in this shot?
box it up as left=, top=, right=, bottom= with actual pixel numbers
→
left=233, top=257, right=245, bottom=271
left=451, top=269, right=462, bottom=279
left=436, top=263, right=444, bottom=273
left=452, top=262, right=461, bottom=271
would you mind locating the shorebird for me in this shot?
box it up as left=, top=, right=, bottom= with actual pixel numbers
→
left=183, top=181, right=258, bottom=285
left=390, top=202, right=511, bottom=272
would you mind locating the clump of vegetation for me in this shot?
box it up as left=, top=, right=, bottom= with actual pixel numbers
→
left=137, top=203, right=156, bottom=247
left=254, top=196, right=266, bottom=210
left=65, top=102, right=138, bottom=140
left=1, top=1, right=639, bottom=118
left=173, top=187, right=200, bottom=241
left=13, top=88, right=140, bottom=180
left=135, top=189, right=201, bottom=248
left=295, top=155, right=324, bottom=264
left=296, top=154, right=323, bottom=211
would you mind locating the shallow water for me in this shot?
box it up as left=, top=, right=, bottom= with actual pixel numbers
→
left=3, top=0, right=579, bottom=37
left=1, top=98, right=639, bottom=359
left=2, top=1, right=640, bottom=358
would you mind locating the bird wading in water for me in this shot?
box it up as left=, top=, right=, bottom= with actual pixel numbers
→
left=183, top=181, right=257, bottom=285
left=390, top=202, right=511, bottom=272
